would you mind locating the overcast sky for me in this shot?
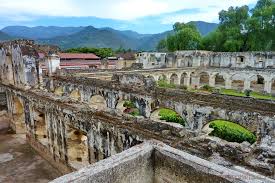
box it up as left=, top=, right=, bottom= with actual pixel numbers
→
left=0, top=0, right=258, bottom=33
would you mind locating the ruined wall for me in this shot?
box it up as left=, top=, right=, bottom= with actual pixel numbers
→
left=137, top=51, right=275, bottom=69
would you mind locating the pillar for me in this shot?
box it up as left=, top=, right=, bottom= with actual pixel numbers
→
left=225, top=78, right=232, bottom=89
left=264, top=79, right=272, bottom=94
left=45, top=54, right=60, bottom=76
left=209, top=74, right=216, bottom=87
left=184, top=77, right=191, bottom=87
left=244, top=79, right=251, bottom=91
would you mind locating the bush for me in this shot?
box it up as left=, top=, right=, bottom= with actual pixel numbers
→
left=209, top=120, right=256, bottom=144
left=180, top=85, right=188, bottom=90
left=244, top=89, right=252, bottom=97
left=123, top=100, right=136, bottom=109
left=158, top=108, right=185, bottom=126
left=157, top=80, right=176, bottom=89
left=201, top=84, right=214, bottom=92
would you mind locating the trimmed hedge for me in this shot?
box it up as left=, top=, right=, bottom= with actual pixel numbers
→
left=158, top=108, right=185, bottom=126
left=209, top=120, right=256, bottom=144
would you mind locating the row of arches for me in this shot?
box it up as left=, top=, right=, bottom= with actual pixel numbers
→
left=150, top=72, right=275, bottom=93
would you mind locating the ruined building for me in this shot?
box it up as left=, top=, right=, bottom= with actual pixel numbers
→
left=1, top=40, right=275, bottom=182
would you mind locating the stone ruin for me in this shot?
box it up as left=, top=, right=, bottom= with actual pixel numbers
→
left=0, top=40, right=275, bottom=182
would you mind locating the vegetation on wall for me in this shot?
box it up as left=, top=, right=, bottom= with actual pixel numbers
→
left=209, top=120, right=256, bottom=144
left=157, top=79, right=176, bottom=89
left=123, top=100, right=140, bottom=116
left=158, top=108, right=185, bottom=126
left=157, top=0, right=275, bottom=52
left=65, top=47, right=114, bottom=58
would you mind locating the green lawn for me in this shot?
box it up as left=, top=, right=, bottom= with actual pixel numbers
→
left=220, top=89, right=275, bottom=100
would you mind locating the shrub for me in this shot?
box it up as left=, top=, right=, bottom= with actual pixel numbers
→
left=180, top=85, right=188, bottom=90
left=244, top=89, right=252, bottom=97
left=123, top=100, right=136, bottom=109
left=209, top=120, right=256, bottom=144
left=158, top=108, right=185, bottom=126
left=157, top=80, right=176, bottom=89
left=201, top=84, right=214, bottom=92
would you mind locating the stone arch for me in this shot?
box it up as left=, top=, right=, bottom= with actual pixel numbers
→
left=12, top=96, right=25, bottom=133
left=147, top=75, right=157, bottom=82
left=180, top=72, right=188, bottom=86
left=170, top=73, right=179, bottom=85
left=66, top=126, right=89, bottom=167
left=214, top=73, right=225, bottom=87
left=70, top=89, right=81, bottom=101
left=199, top=72, right=210, bottom=86
left=250, top=75, right=265, bottom=92
left=89, top=95, right=107, bottom=110
left=231, top=74, right=245, bottom=91
left=158, top=74, right=167, bottom=82
left=33, top=109, right=47, bottom=146
left=54, top=86, right=64, bottom=96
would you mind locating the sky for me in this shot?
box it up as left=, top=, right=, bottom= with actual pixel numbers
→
left=0, top=0, right=258, bottom=33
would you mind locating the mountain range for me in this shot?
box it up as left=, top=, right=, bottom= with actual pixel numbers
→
left=0, top=21, right=218, bottom=51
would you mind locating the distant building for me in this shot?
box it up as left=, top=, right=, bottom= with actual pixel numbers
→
left=59, top=53, right=101, bottom=69
left=39, top=52, right=102, bottom=70
left=115, top=52, right=136, bottom=69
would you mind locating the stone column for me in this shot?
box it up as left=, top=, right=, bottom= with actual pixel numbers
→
left=45, top=54, right=60, bottom=77
left=184, top=77, right=191, bottom=87
left=264, top=79, right=272, bottom=94
left=244, top=79, right=251, bottom=91
left=209, top=74, right=216, bottom=87
left=225, top=78, right=232, bottom=89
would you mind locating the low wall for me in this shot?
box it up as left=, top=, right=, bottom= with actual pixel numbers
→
left=50, top=141, right=275, bottom=183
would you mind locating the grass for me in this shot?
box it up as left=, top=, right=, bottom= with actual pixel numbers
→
left=158, top=108, right=185, bottom=126
left=220, top=89, right=275, bottom=100
left=157, top=80, right=176, bottom=89
left=209, top=120, right=256, bottom=144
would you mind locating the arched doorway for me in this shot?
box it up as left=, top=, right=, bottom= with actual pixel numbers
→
left=199, top=72, right=210, bottom=87
left=215, top=73, right=225, bottom=88
left=250, top=75, right=264, bottom=92
left=180, top=73, right=188, bottom=86
left=231, top=74, right=244, bottom=91
left=170, top=73, right=179, bottom=85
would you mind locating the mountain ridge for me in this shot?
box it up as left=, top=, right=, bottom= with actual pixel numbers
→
left=1, top=21, right=218, bottom=50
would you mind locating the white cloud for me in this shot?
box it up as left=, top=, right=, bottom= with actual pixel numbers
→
left=0, top=0, right=258, bottom=21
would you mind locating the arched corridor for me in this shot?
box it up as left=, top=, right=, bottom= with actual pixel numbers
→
left=170, top=73, right=179, bottom=85
left=180, top=73, right=189, bottom=86
left=199, top=72, right=210, bottom=87
left=214, top=73, right=225, bottom=87
left=250, top=75, right=265, bottom=92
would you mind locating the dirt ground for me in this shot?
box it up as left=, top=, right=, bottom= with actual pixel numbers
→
left=0, top=117, right=61, bottom=183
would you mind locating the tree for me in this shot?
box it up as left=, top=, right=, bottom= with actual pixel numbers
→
left=65, top=47, right=114, bottom=58
left=157, top=22, right=202, bottom=51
